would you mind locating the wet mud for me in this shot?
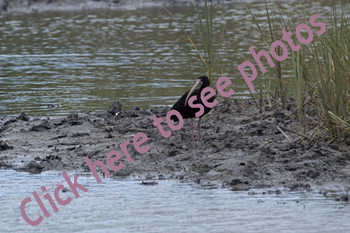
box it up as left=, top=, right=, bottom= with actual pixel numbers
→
left=1, top=100, right=350, bottom=193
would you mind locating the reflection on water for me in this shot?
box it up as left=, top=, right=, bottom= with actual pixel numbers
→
left=0, top=1, right=341, bottom=117
left=1, top=170, right=350, bottom=232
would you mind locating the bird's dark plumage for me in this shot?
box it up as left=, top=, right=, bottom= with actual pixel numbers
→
left=170, top=76, right=216, bottom=140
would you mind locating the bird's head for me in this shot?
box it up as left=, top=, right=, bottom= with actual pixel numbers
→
left=185, top=76, right=210, bottom=106
left=197, top=76, right=210, bottom=87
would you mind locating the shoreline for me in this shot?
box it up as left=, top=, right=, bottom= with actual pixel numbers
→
left=1, top=100, right=350, bottom=194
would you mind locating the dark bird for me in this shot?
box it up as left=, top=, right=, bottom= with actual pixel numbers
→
left=170, top=76, right=216, bottom=141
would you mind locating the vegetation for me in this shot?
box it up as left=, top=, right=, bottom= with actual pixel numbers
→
left=166, top=0, right=350, bottom=142
left=247, top=0, right=350, bottom=142
left=163, top=0, right=225, bottom=85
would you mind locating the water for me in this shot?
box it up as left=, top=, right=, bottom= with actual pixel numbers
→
left=0, top=1, right=342, bottom=117
left=1, top=170, right=349, bottom=232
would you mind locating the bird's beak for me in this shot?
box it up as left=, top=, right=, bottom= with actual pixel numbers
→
left=185, top=79, right=202, bottom=106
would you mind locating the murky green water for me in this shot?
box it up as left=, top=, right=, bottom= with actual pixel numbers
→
left=0, top=1, right=341, bottom=117
left=1, top=170, right=350, bottom=232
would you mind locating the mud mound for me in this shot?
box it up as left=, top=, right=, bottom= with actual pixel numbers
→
left=1, top=100, right=350, bottom=191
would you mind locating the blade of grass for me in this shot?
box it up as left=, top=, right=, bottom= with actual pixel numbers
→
left=163, top=6, right=209, bottom=71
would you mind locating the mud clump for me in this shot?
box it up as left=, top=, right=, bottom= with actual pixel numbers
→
left=107, top=101, right=123, bottom=116
left=40, top=155, right=64, bottom=171
left=18, top=112, right=30, bottom=121
left=0, top=161, right=13, bottom=169
left=31, top=119, right=52, bottom=131
left=17, top=161, right=44, bottom=174
left=1, top=100, right=350, bottom=191
left=0, top=140, right=13, bottom=151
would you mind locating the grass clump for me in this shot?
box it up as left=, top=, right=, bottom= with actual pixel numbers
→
left=247, top=0, right=350, bottom=142
left=307, top=1, right=350, bottom=141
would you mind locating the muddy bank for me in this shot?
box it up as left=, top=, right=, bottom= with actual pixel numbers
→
left=0, top=0, right=291, bottom=15
left=1, top=100, right=350, bottom=194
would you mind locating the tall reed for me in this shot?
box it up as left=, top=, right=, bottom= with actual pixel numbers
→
left=245, top=1, right=286, bottom=110
left=164, top=0, right=225, bottom=86
left=247, top=0, right=350, bottom=141
left=305, top=1, right=350, bottom=140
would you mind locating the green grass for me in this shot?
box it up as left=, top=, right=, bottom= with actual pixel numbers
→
left=306, top=1, right=350, bottom=140
left=245, top=1, right=286, bottom=110
left=247, top=0, right=350, bottom=141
